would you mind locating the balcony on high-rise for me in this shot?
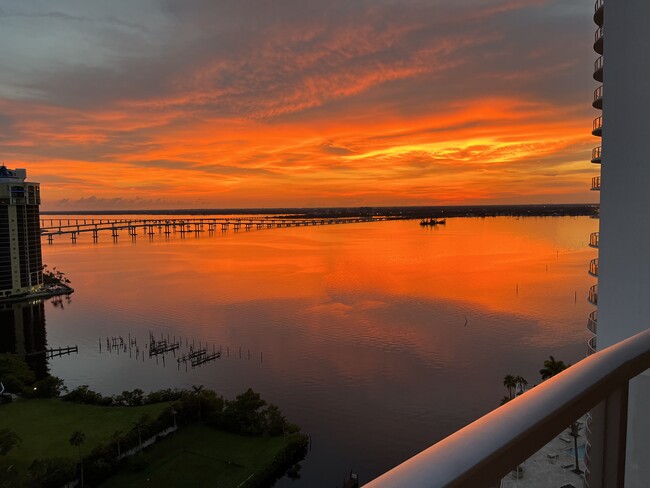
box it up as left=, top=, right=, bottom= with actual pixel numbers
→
left=588, top=284, right=598, bottom=305
left=592, top=116, right=602, bottom=137
left=594, top=56, right=603, bottom=82
left=590, top=232, right=600, bottom=248
left=591, top=176, right=601, bottom=191
left=588, top=310, right=598, bottom=334
left=593, top=85, right=603, bottom=110
left=594, top=26, right=603, bottom=54
left=592, top=146, right=602, bottom=164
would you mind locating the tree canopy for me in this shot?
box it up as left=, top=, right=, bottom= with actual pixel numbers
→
left=539, top=355, right=569, bottom=380
left=503, top=375, right=517, bottom=400
left=0, top=429, right=20, bottom=456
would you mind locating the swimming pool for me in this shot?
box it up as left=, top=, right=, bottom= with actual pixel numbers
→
left=565, top=443, right=586, bottom=460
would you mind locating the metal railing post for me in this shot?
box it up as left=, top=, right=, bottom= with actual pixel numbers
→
left=585, top=381, right=629, bottom=488
left=603, top=383, right=629, bottom=487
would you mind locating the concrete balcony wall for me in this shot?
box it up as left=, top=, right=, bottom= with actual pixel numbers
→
left=597, top=1, right=650, bottom=485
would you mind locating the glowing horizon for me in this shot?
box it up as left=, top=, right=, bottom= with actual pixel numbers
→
left=0, top=1, right=600, bottom=211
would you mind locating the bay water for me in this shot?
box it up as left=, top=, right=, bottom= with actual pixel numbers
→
left=33, top=216, right=597, bottom=486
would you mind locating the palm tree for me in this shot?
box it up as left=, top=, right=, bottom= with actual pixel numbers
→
left=503, top=375, right=517, bottom=399
left=192, top=385, right=205, bottom=419
left=111, top=430, right=122, bottom=458
left=514, top=376, right=528, bottom=396
left=539, top=356, right=569, bottom=380
left=133, top=415, right=149, bottom=452
left=69, top=430, right=85, bottom=487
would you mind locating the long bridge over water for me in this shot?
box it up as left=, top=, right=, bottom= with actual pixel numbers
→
left=40, top=216, right=387, bottom=243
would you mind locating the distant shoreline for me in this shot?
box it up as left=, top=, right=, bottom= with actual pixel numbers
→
left=0, top=284, right=74, bottom=304
left=42, top=203, right=599, bottom=219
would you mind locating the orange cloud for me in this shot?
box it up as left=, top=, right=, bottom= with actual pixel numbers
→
left=0, top=0, right=597, bottom=210
left=2, top=93, right=596, bottom=209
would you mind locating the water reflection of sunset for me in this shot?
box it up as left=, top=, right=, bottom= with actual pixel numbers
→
left=40, top=216, right=597, bottom=486
left=322, top=218, right=596, bottom=316
left=43, top=216, right=596, bottom=357
left=101, top=217, right=594, bottom=316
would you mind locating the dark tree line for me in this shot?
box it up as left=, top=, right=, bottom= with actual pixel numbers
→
left=501, top=355, right=569, bottom=404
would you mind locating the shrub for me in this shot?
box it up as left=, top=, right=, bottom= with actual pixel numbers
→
left=0, top=429, right=20, bottom=456
left=23, top=375, right=66, bottom=399
left=239, top=434, right=309, bottom=488
left=0, top=354, right=35, bottom=393
left=27, top=458, right=75, bottom=488
left=113, top=389, right=145, bottom=406
left=63, top=385, right=107, bottom=405
left=145, top=388, right=184, bottom=404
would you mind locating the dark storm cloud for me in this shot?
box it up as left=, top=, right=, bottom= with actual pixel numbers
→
left=2, top=0, right=590, bottom=117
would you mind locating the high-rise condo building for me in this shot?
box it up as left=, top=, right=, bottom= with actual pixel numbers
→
left=586, top=1, right=650, bottom=486
left=0, top=165, right=43, bottom=298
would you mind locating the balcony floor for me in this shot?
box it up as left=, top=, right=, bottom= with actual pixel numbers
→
left=500, top=415, right=586, bottom=488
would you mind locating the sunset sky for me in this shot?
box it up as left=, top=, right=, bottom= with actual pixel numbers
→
left=0, top=0, right=599, bottom=210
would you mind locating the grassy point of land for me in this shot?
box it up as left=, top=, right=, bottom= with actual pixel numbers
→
left=0, top=398, right=171, bottom=474
left=100, top=424, right=301, bottom=488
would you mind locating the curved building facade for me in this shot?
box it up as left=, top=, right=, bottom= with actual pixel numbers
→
left=585, top=1, right=650, bottom=487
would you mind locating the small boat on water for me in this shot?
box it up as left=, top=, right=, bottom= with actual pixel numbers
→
left=419, top=218, right=446, bottom=226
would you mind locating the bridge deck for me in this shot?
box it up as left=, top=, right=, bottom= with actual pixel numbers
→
left=40, top=217, right=386, bottom=241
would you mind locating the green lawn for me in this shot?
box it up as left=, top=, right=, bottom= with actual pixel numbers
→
left=0, top=398, right=171, bottom=474
left=100, top=424, right=293, bottom=488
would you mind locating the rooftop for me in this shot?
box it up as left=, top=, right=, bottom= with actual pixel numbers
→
left=0, top=165, right=26, bottom=182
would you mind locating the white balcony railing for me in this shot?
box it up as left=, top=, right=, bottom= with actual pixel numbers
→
left=589, top=258, right=599, bottom=277
left=594, top=56, right=603, bottom=74
left=594, top=27, right=603, bottom=43
left=588, top=336, right=598, bottom=356
left=364, top=328, right=650, bottom=488
left=594, top=56, right=603, bottom=83
left=592, top=176, right=601, bottom=191
left=588, top=284, right=599, bottom=305
left=592, top=116, right=602, bottom=136
left=593, top=85, right=603, bottom=109
left=592, top=146, right=602, bottom=163
left=588, top=310, right=598, bottom=334
left=594, top=27, right=603, bottom=54
left=594, top=0, right=604, bottom=26
left=590, top=231, right=600, bottom=248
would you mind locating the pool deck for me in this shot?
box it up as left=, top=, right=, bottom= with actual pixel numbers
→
left=500, top=415, right=586, bottom=488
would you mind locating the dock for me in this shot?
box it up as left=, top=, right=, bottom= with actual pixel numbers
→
left=26, top=345, right=78, bottom=359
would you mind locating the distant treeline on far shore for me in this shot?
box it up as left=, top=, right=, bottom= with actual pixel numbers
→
left=42, top=203, right=599, bottom=219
